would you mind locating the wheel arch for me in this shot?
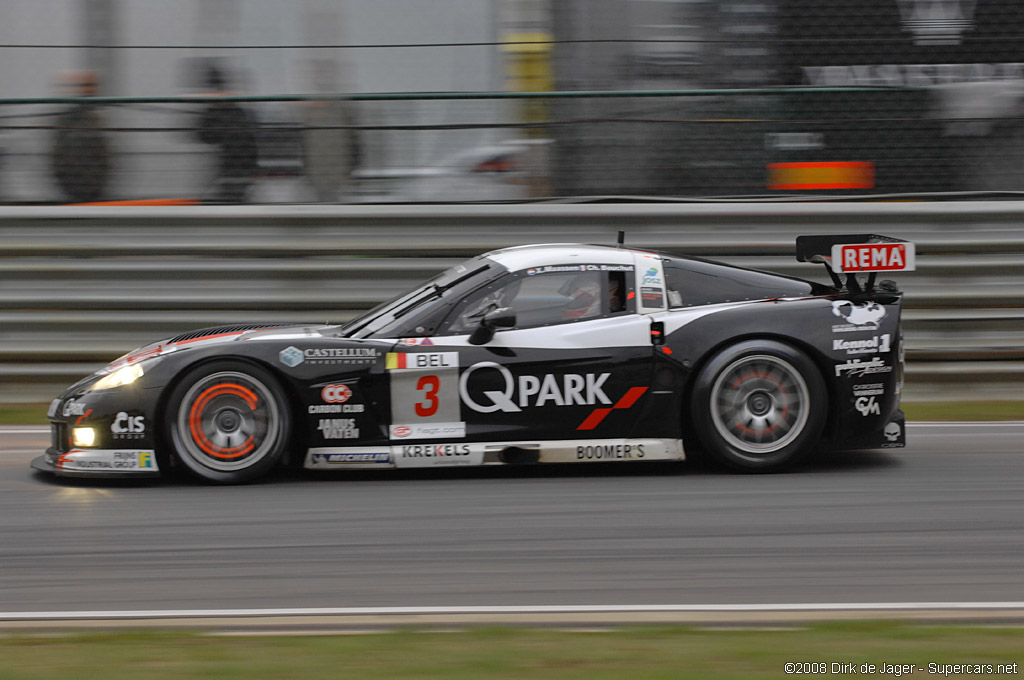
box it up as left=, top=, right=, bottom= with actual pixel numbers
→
left=154, top=354, right=307, bottom=472
left=679, top=332, right=837, bottom=458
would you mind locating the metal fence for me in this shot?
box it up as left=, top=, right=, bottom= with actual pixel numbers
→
left=1, top=202, right=1021, bottom=403
left=5, top=0, right=1024, bottom=203
left=3, top=87, right=1024, bottom=205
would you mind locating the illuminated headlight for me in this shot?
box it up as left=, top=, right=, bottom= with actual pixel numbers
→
left=72, top=427, right=96, bottom=447
left=91, top=363, right=145, bottom=391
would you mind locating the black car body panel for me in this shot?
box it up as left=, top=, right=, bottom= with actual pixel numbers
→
left=33, top=236, right=911, bottom=481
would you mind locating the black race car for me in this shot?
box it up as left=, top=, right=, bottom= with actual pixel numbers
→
left=33, top=234, right=913, bottom=484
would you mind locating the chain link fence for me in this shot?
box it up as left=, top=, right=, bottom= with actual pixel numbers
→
left=3, top=86, right=1023, bottom=204
left=0, top=95, right=532, bottom=204
left=2, top=0, right=1024, bottom=203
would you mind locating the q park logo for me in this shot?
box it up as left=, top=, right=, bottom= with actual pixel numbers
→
left=896, top=0, right=977, bottom=46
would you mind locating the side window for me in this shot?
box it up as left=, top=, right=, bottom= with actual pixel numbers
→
left=664, top=258, right=814, bottom=308
left=444, top=268, right=631, bottom=334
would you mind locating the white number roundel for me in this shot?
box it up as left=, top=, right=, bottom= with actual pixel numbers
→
left=321, top=384, right=352, bottom=403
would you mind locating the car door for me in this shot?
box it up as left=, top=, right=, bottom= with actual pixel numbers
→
left=385, top=263, right=657, bottom=450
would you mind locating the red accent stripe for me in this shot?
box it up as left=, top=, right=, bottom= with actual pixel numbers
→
left=576, top=386, right=650, bottom=430
left=577, top=408, right=612, bottom=431
left=174, top=332, right=245, bottom=347
left=614, top=386, right=648, bottom=410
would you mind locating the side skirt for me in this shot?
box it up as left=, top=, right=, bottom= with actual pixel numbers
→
left=304, top=438, right=685, bottom=470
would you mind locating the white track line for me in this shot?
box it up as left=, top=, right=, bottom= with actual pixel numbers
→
left=909, top=422, right=1024, bottom=427
left=4, top=603, right=1024, bottom=621
left=3, top=423, right=1024, bottom=437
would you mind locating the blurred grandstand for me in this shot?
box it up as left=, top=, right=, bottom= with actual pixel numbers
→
left=1, top=0, right=1024, bottom=203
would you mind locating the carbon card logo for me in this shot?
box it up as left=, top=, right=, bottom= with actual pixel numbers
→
left=321, top=384, right=352, bottom=403
left=897, top=0, right=977, bottom=46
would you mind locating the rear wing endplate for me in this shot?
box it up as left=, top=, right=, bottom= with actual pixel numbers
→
left=796, top=234, right=915, bottom=292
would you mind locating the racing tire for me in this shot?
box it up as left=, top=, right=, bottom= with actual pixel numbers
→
left=691, top=340, right=826, bottom=472
left=165, top=360, right=291, bottom=484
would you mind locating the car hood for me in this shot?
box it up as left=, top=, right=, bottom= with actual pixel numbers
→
left=104, top=323, right=335, bottom=372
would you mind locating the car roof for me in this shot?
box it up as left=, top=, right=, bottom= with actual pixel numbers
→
left=484, top=243, right=653, bottom=272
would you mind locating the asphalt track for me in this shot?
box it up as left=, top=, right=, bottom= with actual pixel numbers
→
left=2, top=423, right=1023, bottom=628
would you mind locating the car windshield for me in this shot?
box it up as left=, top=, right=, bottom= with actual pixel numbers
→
left=341, top=256, right=498, bottom=339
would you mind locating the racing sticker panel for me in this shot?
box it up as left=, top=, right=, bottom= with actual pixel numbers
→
left=386, top=351, right=465, bottom=441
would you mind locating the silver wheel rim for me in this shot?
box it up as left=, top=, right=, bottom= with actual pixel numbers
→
left=176, top=371, right=281, bottom=472
left=710, top=354, right=810, bottom=454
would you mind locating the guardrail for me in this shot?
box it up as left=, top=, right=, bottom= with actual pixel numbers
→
left=1, top=202, right=1022, bottom=402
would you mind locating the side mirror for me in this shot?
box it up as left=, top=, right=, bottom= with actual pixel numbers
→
left=468, top=307, right=516, bottom=345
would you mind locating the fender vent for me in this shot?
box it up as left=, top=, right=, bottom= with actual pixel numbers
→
left=166, top=323, right=302, bottom=345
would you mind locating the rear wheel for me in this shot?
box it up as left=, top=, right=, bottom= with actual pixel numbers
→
left=691, top=340, right=826, bottom=472
left=165, top=360, right=290, bottom=484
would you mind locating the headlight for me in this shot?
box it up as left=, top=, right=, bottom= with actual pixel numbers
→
left=91, top=363, right=145, bottom=391
left=72, top=427, right=96, bottom=447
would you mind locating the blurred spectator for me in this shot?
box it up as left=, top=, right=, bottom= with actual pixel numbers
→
left=302, top=59, right=358, bottom=202
left=50, top=70, right=110, bottom=203
left=195, top=65, right=259, bottom=203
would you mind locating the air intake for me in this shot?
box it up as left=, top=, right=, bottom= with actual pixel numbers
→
left=165, top=323, right=301, bottom=345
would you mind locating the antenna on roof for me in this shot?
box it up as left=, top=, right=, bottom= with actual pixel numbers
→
left=616, top=230, right=625, bottom=247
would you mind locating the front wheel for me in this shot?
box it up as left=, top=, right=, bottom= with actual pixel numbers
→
left=164, top=360, right=291, bottom=484
left=691, top=340, right=826, bottom=472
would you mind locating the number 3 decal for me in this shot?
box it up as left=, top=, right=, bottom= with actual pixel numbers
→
left=387, top=351, right=460, bottom=428
left=415, top=375, right=440, bottom=417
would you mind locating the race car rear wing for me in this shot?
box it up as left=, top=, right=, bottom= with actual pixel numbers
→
left=796, top=234, right=915, bottom=293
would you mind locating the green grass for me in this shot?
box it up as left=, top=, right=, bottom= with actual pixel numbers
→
left=2, top=624, right=1022, bottom=679
left=3, top=400, right=1023, bottom=426
left=902, top=401, right=1024, bottom=422
left=0, top=404, right=50, bottom=425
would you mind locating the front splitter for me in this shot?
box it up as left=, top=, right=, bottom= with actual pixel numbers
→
left=32, top=448, right=160, bottom=481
